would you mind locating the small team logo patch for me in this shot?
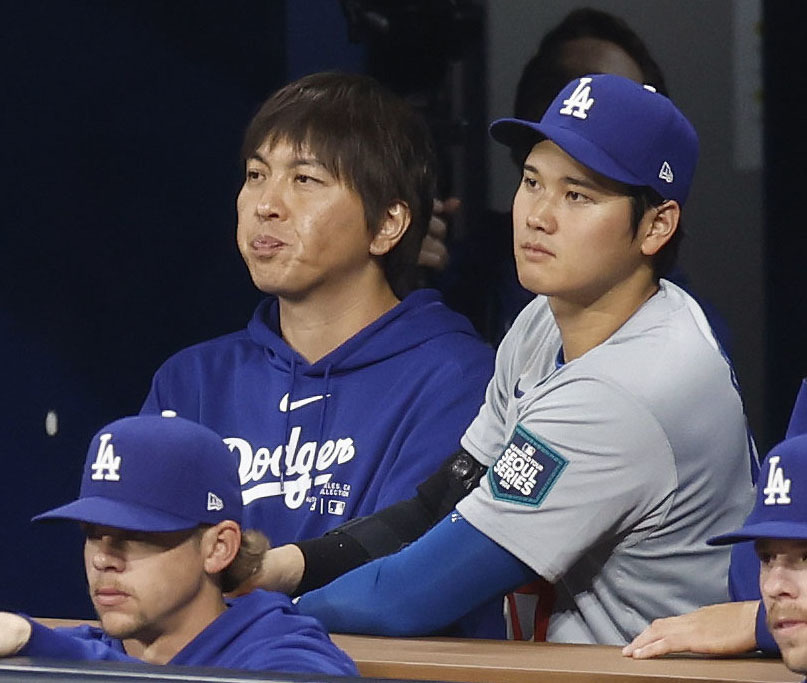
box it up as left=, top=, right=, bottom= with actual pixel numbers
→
left=488, top=424, right=568, bottom=507
left=559, top=77, right=594, bottom=119
left=763, top=455, right=791, bottom=505
left=90, top=433, right=121, bottom=481
left=207, top=492, right=224, bottom=511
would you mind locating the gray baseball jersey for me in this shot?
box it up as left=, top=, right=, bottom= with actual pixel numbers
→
left=456, top=280, right=755, bottom=644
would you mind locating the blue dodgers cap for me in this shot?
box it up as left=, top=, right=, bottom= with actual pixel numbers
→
left=490, top=74, right=699, bottom=205
left=34, top=414, right=241, bottom=531
left=708, top=435, right=807, bottom=545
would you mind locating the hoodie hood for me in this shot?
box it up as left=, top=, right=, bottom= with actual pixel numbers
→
left=247, top=288, right=481, bottom=376
left=141, top=287, right=493, bottom=547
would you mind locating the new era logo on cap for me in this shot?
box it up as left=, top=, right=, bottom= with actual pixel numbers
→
left=659, top=161, right=674, bottom=184
left=207, top=492, right=224, bottom=511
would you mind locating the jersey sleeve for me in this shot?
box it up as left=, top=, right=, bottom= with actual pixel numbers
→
left=458, top=374, right=676, bottom=582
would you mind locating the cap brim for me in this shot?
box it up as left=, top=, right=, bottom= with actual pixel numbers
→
left=707, top=521, right=807, bottom=546
left=33, top=496, right=199, bottom=532
left=489, top=118, right=646, bottom=188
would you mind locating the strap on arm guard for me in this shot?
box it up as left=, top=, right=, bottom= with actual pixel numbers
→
left=294, top=448, right=486, bottom=596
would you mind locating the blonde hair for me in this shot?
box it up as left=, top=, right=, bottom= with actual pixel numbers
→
left=220, top=528, right=270, bottom=594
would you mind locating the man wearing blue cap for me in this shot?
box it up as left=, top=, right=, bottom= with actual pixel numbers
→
left=706, top=433, right=807, bottom=676
left=0, top=414, right=356, bottom=676
left=244, top=74, right=755, bottom=644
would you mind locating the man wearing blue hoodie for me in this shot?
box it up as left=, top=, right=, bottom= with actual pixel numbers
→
left=140, top=73, right=494, bottom=556
left=0, top=414, right=356, bottom=676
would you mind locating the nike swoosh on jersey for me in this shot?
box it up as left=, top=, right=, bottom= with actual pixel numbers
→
left=278, top=393, right=331, bottom=412
left=514, top=379, right=525, bottom=399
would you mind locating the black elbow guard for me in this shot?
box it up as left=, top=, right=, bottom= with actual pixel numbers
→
left=335, top=448, right=486, bottom=558
left=294, top=449, right=486, bottom=596
left=416, top=448, right=487, bottom=520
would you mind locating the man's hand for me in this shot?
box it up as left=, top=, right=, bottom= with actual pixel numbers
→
left=0, top=613, right=32, bottom=657
left=226, top=544, right=306, bottom=597
left=622, top=601, right=758, bottom=659
left=417, top=198, right=460, bottom=271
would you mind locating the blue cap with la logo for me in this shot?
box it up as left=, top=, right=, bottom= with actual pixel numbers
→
left=489, top=73, right=699, bottom=206
left=33, top=413, right=242, bottom=531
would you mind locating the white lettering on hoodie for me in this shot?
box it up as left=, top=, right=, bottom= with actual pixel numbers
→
left=225, top=427, right=356, bottom=510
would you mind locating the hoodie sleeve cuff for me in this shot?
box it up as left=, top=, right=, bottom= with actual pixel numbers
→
left=18, top=618, right=133, bottom=662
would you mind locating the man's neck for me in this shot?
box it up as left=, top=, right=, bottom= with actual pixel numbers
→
left=550, top=272, right=659, bottom=363
left=278, top=271, right=400, bottom=363
left=121, top=594, right=227, bottom=665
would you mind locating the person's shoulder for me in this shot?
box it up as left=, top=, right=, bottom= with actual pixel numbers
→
left=229, top=589, right=295, bottom=612
left=589, top=281, right=727, bottom=374
left=394, top=289, right=496, bottom=366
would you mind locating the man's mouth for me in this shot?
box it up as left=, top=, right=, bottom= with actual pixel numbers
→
left=251, top=234, right=286, bottom=253
left=93, top=586, right=130, bottom=607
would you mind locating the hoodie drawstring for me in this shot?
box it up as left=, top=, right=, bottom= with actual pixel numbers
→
left=281, top=354, right=298, bottom=494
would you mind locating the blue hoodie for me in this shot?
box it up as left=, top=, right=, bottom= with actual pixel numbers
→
left=19, top=590, right=357, bottom=676
left=141, top=289, right=494, bottom=546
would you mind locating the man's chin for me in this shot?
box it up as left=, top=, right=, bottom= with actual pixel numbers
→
left=780, top=642, right=807, bottom=675
left=97, top=612, right=141, bottom=641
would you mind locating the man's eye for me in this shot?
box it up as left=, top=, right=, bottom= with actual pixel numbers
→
left=568, top=191, right=589, bottom=202
left=295, top=174, right=322, bottom=185
left=521, top=176, right=537, bottom=189
left=246, top=169, right=262, bottom=181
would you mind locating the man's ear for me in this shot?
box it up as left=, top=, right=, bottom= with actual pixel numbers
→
left=201, top=521, right=241, bottom=575
left=640, top=200, right=680, bottom=257
left=370, top=201, right=411, bottom=256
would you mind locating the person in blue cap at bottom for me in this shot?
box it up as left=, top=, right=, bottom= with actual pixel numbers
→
left=263, top=74, right=755, bottom=644
left=704, top=434, right=807, bottom=678
left=0, top=413, right=357, bottom=676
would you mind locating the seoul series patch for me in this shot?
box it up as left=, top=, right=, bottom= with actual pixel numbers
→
left=488, top=424, right=568, bottom=507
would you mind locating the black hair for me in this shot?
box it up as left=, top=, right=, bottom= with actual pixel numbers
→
left=514, top=7, right=669, bottom=124
left=242, top=72, right=437, bottom=297
left=627, top=185, right=682, bottom=279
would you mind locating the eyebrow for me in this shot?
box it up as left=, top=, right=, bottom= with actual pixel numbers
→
left=522, top=163, right=611, bottom=193
left=248, top=151, right=328, bottom=171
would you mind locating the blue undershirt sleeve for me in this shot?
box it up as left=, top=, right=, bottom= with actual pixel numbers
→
left=296, top=512, right=536, bottom=636
left=754, top=601, right=779, bottom=655
left=728, top=541, right=761, bottom=601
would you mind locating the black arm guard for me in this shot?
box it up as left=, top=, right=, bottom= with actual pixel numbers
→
left=293, top=448, right=487, bottom=596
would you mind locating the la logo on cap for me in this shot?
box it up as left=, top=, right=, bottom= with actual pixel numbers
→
left=763, top=455, right=792, bottom=505
left=559, top=77, right=594, bottom=120
left=90, top=433, right=121, bottom=481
